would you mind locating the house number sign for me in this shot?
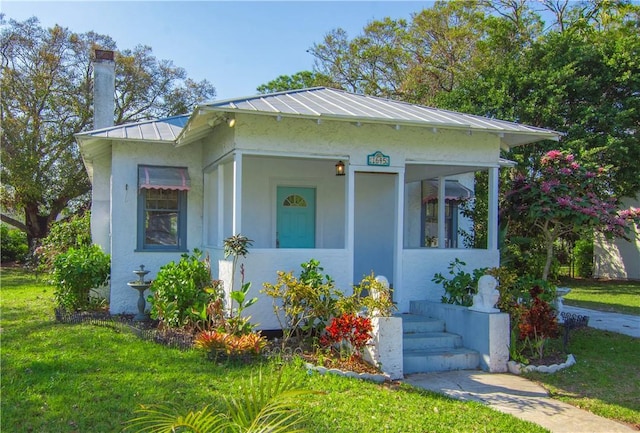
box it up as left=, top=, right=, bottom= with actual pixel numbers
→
left=367, top=151, right=390, bottom=167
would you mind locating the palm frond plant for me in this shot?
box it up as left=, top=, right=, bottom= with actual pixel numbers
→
left=126, top=367, right=319, bottom=433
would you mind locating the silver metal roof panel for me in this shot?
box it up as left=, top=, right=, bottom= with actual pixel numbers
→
left=77, top=88, right=560, bottom=146
left=76, top=115, right=189, bottom=142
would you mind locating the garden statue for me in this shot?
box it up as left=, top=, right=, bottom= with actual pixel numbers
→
left=469, top=275, right=500, bottom=313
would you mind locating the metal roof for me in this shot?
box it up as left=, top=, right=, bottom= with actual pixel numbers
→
left=76, top=87, right=561, bottom=146
left=75, top=114, right=188, bottom=142
left=198, top=87, right=561, bottom=143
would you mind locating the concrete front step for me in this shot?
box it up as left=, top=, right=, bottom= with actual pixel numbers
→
left=403, top=348, right=480, bottom=373
left=399, top=314, right=445, bottom=333
left=401, top=314, right=480, bottom=373
left=403, top=332, right=462, bottom=351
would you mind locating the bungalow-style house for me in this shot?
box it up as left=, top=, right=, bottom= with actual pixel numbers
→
left=78, top=84, right=564, bottom=327
left=77, top=84, right=561, bottom=332
left=78, top=54, right=564, bottom=374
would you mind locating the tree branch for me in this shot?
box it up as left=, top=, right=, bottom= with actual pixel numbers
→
left=1, top=214, right=27, bottom=232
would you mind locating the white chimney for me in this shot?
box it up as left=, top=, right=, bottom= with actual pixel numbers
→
left=93, top=49, right=115, bottom=130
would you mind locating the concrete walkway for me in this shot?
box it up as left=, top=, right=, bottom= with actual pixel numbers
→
left=404, top=307, right=639, bottom=432
left=562, top=305, right=639, bottom=338
left=405, top=370, right=636, bottom=432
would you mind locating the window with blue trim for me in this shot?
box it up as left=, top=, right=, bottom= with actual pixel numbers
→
left=137, top=165, right=190, bottom=251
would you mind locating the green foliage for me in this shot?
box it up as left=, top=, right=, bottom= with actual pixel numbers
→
left=337, top=273, right=397, bottom=317
left=503, top=150, right=638, bottom=280
left=256, top=71, right=335, bottom=94
left=262, top=259, right=340, bottom=346
left=223, top=234, right=257, bottom=335
left=573, top=237, right=594, bottom=278
left=148, top=249, right=220, bottom=329
left=51, top=244, right=110, bottom=310
left=433, top=259, right=487, bottom=306
left=0, top=224, right=28, bottom=263
left=34, top=213, right=91, bottom=272
left=0, top=16, right=215, bottom=243
left=3, top=267, right=635, bottom=431
left=127, top=368, right=317, bottom=433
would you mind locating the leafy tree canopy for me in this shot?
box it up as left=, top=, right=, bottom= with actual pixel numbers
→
left=256, top=70, right=335, bottom=94
left=0, top=16, right=216, bottom=246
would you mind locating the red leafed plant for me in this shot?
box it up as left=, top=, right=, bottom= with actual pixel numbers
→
left=320, top=313, right=373, bottom=360
left=517, top=286, right=559, bottom=360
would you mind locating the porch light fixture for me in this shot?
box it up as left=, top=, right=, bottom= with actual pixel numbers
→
left=227, top=117, right=236, bottom=128
left=335, top=160, right=345, bottom=176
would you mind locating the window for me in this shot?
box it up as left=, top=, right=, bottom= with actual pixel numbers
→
left=423, top=200, right=459, bottom=248
left=421, top=180, right=471, bottom=248
left=137, top=165, right=189, bottom=251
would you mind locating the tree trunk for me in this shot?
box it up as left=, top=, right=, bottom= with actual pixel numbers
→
left=24, top=205, right=52, bottom=250
left=542, top=235, right=555, bottom=281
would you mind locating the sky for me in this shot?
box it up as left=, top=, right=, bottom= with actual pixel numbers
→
left=2, top=1, right=437, bottom=100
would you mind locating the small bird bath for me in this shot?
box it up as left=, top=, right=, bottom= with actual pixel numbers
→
left=128, top=265, right=151, bottom=321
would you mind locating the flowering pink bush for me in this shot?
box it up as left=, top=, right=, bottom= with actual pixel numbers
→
left=504, top=150, right=640, bottom=280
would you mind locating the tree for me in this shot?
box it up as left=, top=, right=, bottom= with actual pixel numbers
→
left=503, top=150, right=639, bottom=280
left=0, top=16, right=216, bottom=247
left=309, top=18, right=412, bottom=99
left=256, top=71, right=335, bottom=94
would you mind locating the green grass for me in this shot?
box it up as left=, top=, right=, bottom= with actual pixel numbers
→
left=1, top=267, right=545, bottom=433
left=526, top=327, right=640, bottom=428
left=558, top=278, right=640, bottom=316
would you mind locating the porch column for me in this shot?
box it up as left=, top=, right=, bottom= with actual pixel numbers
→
left=488, top=167, right=499, bottom=251
left=394, top=168, right=405, bottom=294
left=437, top=176, right=446, bottom=249
left=217, top=164, right=225, bottom=246
left=346, top=163, right=355, bottom=254
left=232, top=152, right=242, bottom=235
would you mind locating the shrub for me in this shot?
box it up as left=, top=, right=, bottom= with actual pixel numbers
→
left=337, top=273, right=397, bottom=317
left=262, top=259, right=340, bottom=346
left=319, top=313, right=373, bottom=361
left=35, top=213, right=91, bottom=272
left=195, top=330, right=267, bottom=362
left=51, top=244, right=110, bottom=310
left=433, top=259, right=487, bottom=306
left=574, top=237, right=594, bottom=278
left=148, top=249, right=221, bottom=329
left=516, top=286, right=559, bottom=360
left=0, top=224, right=28, bottom=263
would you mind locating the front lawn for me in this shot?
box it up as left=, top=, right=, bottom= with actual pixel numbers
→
left=559, top=278, right=640, bottom=316
left=1, top=267, right=545, bottom=433
left=526, top=327, right=640, bottom=428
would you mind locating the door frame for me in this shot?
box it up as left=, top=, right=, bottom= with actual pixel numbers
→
left=347, top=165, right=405, bottom=291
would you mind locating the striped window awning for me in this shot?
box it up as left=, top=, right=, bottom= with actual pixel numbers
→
left=138, top=165, right=191, bottom=191
left=422, top=180, right=472, bottom=203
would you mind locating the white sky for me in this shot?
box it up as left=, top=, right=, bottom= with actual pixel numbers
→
left=2, top=1, right=436, bottom=100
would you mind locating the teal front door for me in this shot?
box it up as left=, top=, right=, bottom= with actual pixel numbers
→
left=277, top=187, right=316, bottom=248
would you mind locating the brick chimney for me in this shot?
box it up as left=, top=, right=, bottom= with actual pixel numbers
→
left=93, top=49, right=115, bottom=130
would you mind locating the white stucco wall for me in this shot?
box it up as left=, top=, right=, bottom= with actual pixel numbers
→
left=90, top=152, right=112, bottom=253
left=594, top=196, right=640, bottom=280
left=231, top=114, right=499, bottom=167
left=398, top=248, right=500, bottom=313
left=207, top=247, right=352, bottom=330
left=108, top=140, right=204, bottom=314
left=240, top=156, right=346, bottom=249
